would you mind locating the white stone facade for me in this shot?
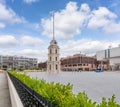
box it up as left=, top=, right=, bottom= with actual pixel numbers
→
left=0, top=55, right=37, bottom=70
left=96, top=46, right=120, bottom=70
left=47, top=39, right=60, bottom=73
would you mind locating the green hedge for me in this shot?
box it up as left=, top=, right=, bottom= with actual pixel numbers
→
left=9, top=71, right=120, bottom=107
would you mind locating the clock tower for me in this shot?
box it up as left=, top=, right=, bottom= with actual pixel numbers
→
left=47, top=12, right=60, bottom=73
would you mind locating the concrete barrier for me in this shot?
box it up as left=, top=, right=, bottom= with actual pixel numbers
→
left=6, top=73, right=23, bottom=107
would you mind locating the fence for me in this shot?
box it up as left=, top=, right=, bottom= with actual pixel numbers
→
left=8, top=73, right=55, bottom=107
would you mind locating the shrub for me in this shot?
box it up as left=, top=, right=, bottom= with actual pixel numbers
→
left=9, top=71, right=120, bottom=107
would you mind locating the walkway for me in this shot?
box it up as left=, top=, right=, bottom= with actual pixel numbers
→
left=0, top=72, right=11, bottom=107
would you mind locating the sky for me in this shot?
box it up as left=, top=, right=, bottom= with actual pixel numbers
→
left=0, top=0, right=120, bottom=62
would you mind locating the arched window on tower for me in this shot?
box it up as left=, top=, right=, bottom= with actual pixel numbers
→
left=56, top=57, right=57, bottom=61
left=50, top=49, right=52, bottom=54
left=50, top=57, right=52, bottom=61
left=56, top=49, right=57, bottom=54
left=50, top=64, right=51, bottom=70
left=56, top=64, right=58, bottom=70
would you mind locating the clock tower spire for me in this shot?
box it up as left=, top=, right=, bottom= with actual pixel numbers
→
left=47, top=12, right=60, bottom=73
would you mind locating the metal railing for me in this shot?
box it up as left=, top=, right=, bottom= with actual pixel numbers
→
left=8, top=73, right=55, bottom=107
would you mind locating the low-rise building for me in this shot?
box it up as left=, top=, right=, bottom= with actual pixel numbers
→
left=96, top=59, right=109, bottom=70
left=0, top=55, right=38, bottom=70
left=38, top=53, right=110, bottom=72
left=38, top=62, right=47, bottom=71
left=60, top=54, right=97, bottom=71
left=96, top=46, right=120, bottom=71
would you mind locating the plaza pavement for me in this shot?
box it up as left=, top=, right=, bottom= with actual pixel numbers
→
left=0, top=72, right=11, bottom=107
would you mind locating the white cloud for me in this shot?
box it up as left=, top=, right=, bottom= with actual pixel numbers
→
left=18, top=49, right=40, bottom=56
left=0, top=48, right=47, bottom=62
left=0, top=22, right=5, bottom=28
left=88, top=7, right=120, bottom=34
left=0, top=35, right=18, bottom=47
left=34, top=23, right=40, bottom=29
left=103, top=22, right=120, bottom=34
left=0, top=38, right=119, bottom=62
left=0, top=3, right=26, bottom=28
left=17, top=49, right=47, bottom=61
left=60, top=39, right=120, bottom=57
left=21, top=35, right=43, bottom=47
left=23, top=0, right=39, bottom=4
left=41, top=2, right=90, bottom=39
left=1, top=49, right=46, bottom=63
left=88, top=7, right=117, bottom=29
left=80, top=3, right=90, bottom=13
left=42, top=2, right=120, bottom=38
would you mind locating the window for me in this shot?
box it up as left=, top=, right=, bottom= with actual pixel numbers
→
left=50, top=57, right=52, bottom=61
left=56, top=49, right=57, bottom=54
left=73, top=64, right=77, bottom=66
left=78, top=64, right=82, bottom=66
left=91, top=64, right=93, bottom=68
left=56, top=64, right=58, bottom=70
left=56, top=57, right=57, bottom=61
left=50, top=65, right=51, bottom=70
left=50, top=49, right=52, bottom=54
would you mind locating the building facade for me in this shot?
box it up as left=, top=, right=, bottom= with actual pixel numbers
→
left=96, top=59, right=109, bottom=70
left=96, top=46, right=120, bottom=71
left=47, top=39, right=60, bottom=73
left=60, top=54, right=97, bottom=71
left=0, top=55, right=37, bottom=70
left=38, top=62, right=47, bottom=70
left=39, top=53, right=109, bottom=71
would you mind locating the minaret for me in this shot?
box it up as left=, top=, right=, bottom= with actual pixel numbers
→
left=47, top=12, right=60, bottom=73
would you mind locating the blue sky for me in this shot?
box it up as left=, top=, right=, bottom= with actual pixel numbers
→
left=0, top=0, right=120, bottom=62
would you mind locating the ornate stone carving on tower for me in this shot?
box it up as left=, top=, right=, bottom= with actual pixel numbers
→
left=47, top=12, right=60, bottom=73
